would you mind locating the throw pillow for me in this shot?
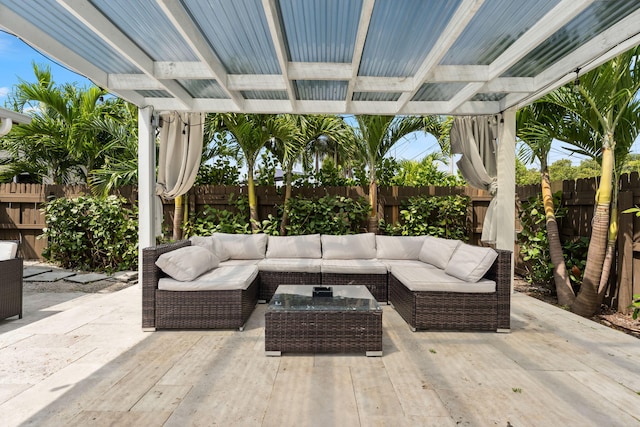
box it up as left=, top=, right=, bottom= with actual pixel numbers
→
left=444, top=243, right=498, bottom=282
left=0, top=241, right=18, bottom=261
left=155, top=245, right=219, bottom=281
left=419, top=236, right=461, bottom=269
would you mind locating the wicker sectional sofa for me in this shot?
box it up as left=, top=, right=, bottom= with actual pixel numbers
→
left=142, top=233, right=511, bottom=332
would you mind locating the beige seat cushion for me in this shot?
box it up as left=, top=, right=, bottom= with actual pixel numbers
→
left=258, top=258, right=322, bottom=273
left=219, top=259, right=261, bottom=267
left=321, top=259, right=388, bottom=275
left=158, top=265, right=259, bottom=291
left=379, top=259, right=436, bottom=272
left=392, top=267, right=495, bottom=293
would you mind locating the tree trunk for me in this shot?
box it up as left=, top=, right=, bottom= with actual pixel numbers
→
left=541, top=170, right=574, bottom=306
left=247, top=162, right=259, bottom=233
left=279, top=168, right=293, bottom=236
left=368, top=166, right=378, bottom=233
left=571, top=141, right=613, bottom=317
left=172, top=194, right=183, bottom=241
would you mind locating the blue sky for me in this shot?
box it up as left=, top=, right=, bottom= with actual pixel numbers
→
left=1, top=29, right=627, bottom=168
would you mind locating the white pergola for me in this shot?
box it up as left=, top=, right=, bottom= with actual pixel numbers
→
left=2, top=0, right=640, bottom=274
left=0, top=107, right=31, bottom=136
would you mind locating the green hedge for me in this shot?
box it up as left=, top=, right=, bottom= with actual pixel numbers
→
left=41, top=195, right=138, bottom=272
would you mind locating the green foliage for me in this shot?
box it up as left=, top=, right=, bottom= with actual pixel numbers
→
left=284, top=195, right=370, bottom=235
left=380, top=195, right=469, bottom=240
left=516, top=158, right=540, bottom=185
left=630, top=295, right=640, bottom=320
left=195, top=159, right=240, bottom=185
left=183, top=194, right=251, bottom=236
left=517, top=192, right=588, bottom=288
left=391, top=155, right=464, bottom=187
left=40, top=195, right=138, bottom=272
left=255, top=151, right=278, bottom=186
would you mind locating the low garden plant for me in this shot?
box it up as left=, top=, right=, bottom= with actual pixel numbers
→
left=380, top=194, right=469, bottom=240
left=41, top=195, right=138, bottom=272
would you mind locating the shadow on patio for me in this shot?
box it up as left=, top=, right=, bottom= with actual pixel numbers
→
left=0, top=286, right=639, bottom=426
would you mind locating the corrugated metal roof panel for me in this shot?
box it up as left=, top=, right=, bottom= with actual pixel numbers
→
left=178, top=80, right=228, bottom=99
left=2, top=0, right=138, bottom=73
left=471, top=93, right=506, bottom=102
left=441, top=0, right=559, bottom=65
left=295, top=80, right=348, bottom=100
left=279, top=0, right=362, bottom=63
left=182, top=0, right=280, bottom=74
left=359, top=0, right=462, bottom=77
left=91, top=0, right=198, bottom=62
left=242, top=91, right=289, bottom=100
left=504, top=0, right=640, bottom=77
left=136, top=90, right=172, bottom=98
left=352, top=92, right=401, bottom=101
left=412, top=83, right=467, bottom=101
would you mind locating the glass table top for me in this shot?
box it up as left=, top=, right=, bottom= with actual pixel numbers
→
left=267, top=285, right=381, bottom=312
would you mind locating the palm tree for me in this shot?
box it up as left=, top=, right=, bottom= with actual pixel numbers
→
left=517, top=102, right=574, bottom=306
left=211, top=114, right=292, bottom=232
left=267, top=114, right=348, bottom=234
left=349, top=115, right=434, bottom=232
left=542, top=45, right=640, bottom=316
left=1, top=64, right=109, bottom=183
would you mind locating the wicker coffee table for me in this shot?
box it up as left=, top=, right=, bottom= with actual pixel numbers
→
left=265, top=285, right=383, bottom=357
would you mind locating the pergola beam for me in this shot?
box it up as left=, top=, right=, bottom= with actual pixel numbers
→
left=57, top=0, right=194, bottom=109
left=345, top=0, right=376, bottom=111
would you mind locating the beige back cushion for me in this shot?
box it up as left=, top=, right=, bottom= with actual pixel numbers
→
left=211, top=233, right=267, bottom=260
left=444, top=243, right=498, bottom=282
left=419, top=236, right=461, bottom=269
left=321, top=233, right=376, bottom=259
left=266, top=234, right=321, bottom=258
left=376, top=235, right=425, bottom=260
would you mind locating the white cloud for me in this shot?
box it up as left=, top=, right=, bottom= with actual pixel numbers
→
left=0, top=87, right=9, bottom=98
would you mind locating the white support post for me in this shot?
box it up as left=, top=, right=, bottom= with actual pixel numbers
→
left=138, top=106, right=156, bottom=280
left=496, top=109, right=516, bottom=293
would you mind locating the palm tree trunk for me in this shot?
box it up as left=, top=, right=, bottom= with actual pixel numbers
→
left=279, top=167, right=293, bottom=236
left=173, top=194, right=183, bottom=241
left=541, top=170, right=574, bottom=306
left=247, top=161, right=259, bottom=233
left=368, top=164, right=378, bottom=233
left=572, top=141, right=613, bottom=317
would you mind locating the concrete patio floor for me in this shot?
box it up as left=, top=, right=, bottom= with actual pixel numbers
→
left=0, top=285, right=639, bottom=426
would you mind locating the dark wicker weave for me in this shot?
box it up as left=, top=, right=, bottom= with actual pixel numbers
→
left=265, top=310, right=382, bottom=355
left=322, top=273, right=388, bottom=302
left=142, top=240, right=258, bottom=330
left=0, top=243, right=23, bottom=321
left=258, top=271, right=321, bottom=302
left=389, top=249, right=511, bottom=332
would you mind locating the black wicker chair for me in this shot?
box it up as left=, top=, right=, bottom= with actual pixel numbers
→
left=0, top=240, right=23, bottom=321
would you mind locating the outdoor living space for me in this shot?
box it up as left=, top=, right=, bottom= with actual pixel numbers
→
left=0, top=284, right=638, bottom=426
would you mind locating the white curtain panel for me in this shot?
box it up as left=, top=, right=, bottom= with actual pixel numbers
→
left=450, top=116, right=499, bottom=243
left=155, top=112, right=205, bottom=235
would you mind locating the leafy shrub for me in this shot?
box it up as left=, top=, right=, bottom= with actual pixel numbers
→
left=184, top=194, right=251, bottom=236
left=284, top=194, right=370, bottom=235
left=517, top=192, right=587, bottom=289
left=195, top=159, right=240, bottom=185
left=41, top=195, right=138, bottom=272
left=380, top=195, right=469, bottom=240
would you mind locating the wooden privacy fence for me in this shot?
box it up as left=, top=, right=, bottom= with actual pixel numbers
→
left=2, top=177, right=639, bottom=312
left=0, top=183, right=492, bottom=259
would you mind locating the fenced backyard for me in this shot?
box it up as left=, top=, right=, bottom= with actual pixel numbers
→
left=2, top=175, right=640, bottom=312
